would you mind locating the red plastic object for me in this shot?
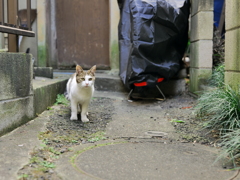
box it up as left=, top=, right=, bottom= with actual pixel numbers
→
left=157, top=78, right=164, bottom=83
left=134, top=82, right=148, bottom=87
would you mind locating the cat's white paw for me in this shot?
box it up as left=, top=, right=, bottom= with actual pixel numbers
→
left=81, top=116, right=89, bottom=123
left=70, top=115, right=78, bottom=120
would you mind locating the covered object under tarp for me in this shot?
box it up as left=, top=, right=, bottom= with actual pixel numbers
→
left=118, top=0, right=190, bottom=90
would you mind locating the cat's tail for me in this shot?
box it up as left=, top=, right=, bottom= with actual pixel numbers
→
left=65, top=78, right=71, bottom=101
left=64, top=90, right=70, bottom=101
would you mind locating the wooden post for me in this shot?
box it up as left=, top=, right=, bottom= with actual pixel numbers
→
left=0, top=0, right=4, bottom=25
left=27, top=0, right=31, bottom=30
left=7, top=0, right=18, bottom=52
left=218, top=0, right=225, bottom=36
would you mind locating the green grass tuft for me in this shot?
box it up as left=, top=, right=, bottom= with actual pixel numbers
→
left=218, top=129, right=240, bottom=167
left=196, top=84, right=240, bottom=135
left=196, top=64, right=240, bottom=166
left=209, top=64, right=225, bottom=88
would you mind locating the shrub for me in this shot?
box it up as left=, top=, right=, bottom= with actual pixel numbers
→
left=197, top=84, right=240, bottom=135
left=196, top=64, right=240, bottom=166
left=218, top=129, right=240, bottom=167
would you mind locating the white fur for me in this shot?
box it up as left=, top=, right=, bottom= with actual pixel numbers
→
left=66, top=74, right=95, bottom=122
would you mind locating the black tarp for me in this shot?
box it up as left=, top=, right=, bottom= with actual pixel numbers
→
left=118, top=0, right=190, bottom=89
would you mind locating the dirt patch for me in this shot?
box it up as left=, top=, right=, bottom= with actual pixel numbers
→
left=18, top=97, right=114, bottom=180
left=163, top=94, right=219, bottom=144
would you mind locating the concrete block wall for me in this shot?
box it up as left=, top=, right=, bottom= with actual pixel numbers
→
left=189, top=0, right=213, bottom=93
left=224, top=1, right=240, bottom=91
left=0, top=53, right=34, bottom=136
left=33, top=79, right=67, bottom=115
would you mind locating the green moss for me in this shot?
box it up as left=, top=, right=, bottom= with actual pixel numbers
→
left=38, top=46, right=47, bottom=67
left=110, top=40, right=119, bottom=69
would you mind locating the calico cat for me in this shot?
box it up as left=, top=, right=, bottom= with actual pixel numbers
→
left=66, top=65, right=96, bottom=122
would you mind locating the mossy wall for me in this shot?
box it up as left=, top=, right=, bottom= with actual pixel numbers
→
left=38, top=45, right=47, bottom=67
left=0, top=53, right=34, bottom=136
left=110, top=40, right=119, bottom=70
left=109, top=0, right=120, bottom=72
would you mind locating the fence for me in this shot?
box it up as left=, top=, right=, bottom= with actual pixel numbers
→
left=0, top=0, right=35, bottom=52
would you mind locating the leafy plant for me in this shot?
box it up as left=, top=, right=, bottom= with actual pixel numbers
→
left=209, top=64, right=225, bottom=88
left=55, top=94, right=69, bottom=106
left=40, top=161, right=56, bottom=168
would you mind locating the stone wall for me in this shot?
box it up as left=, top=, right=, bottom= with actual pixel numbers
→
left=189, top=0, right=213, bottom=93
left=224, top=1, right=240, bottom=91
left=0, top=53, right=34, bottom=136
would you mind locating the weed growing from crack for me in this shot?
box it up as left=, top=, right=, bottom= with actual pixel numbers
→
left=40, top=161, right=56, bottom=168
left=17, top=173, right=28, bottom=179
left=87, top=131, right=107, bottom=143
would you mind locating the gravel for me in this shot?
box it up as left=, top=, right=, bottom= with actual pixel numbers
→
left=18, top=97, right=114, bottom=180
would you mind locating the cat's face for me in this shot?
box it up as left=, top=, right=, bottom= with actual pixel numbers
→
left=76, top=65, right=96, bottom=88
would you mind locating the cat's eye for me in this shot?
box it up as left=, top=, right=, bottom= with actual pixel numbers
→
left=81, top=78, right=85, bottom=81
left=89, top=78, right=92, bottom=81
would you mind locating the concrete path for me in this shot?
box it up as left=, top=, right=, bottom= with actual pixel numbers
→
left=0, top=74, right=239, bottom=180
left=55, top=91, right=238, bottom=180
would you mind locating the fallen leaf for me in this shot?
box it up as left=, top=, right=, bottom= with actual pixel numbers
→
left=181, top=106, right=192, bottom=109
left=170, top=119, right=185, bottom=123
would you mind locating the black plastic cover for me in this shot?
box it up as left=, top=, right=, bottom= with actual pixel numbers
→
left=118, top=0, right=190, bottom=89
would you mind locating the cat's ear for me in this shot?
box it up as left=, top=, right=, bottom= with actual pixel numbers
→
left=76, top=65, right=84, bottom=75
left=88, top=65, right=96, bottom=75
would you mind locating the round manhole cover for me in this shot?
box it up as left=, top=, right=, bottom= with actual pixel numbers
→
left=73, top=142, right=234, bottom=180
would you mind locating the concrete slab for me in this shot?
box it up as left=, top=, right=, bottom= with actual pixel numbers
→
left=33, top=76, right=68, bottom=115
left=67, top=141, right=234, bottom=180
left=0, top=53, right=33, bottom=100
left=105, top=96, right=178, bottom=139
left=34, top=67, right=53, bottom=79
left=0, top=96, right=34, bottom=136
left=0, top=114, right=49, bottom=180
